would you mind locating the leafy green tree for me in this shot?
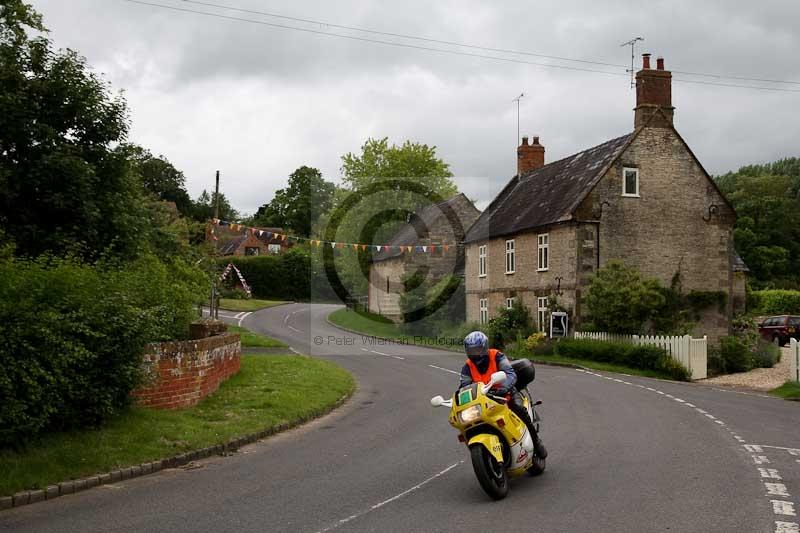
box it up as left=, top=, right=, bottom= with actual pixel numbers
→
left=192, top=189, right=239, bottom=222
left=322, top=138, right=458, bottom=299
left=119, top=144, right=194, bottom=218
left=585, top=261, right=665, bottom=334
left=716, top=166, right=800, bottom=288
left=0, top=1, right=149, bottom=259
left=252, top=166, right=335, bottom=236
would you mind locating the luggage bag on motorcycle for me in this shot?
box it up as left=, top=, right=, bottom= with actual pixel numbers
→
left=510, top=358, right=535, bottom=389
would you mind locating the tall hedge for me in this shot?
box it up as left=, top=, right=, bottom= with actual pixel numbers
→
left=223, top=248, right=338, bottom=301
left=0, top=255, right=207, bottom=447
left=748, top=290, right=800, bottom=315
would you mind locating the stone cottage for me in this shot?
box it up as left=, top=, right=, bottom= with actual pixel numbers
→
left=464, top=54, right=741, bottom=341
left=368, top=193, right=480, bottom=321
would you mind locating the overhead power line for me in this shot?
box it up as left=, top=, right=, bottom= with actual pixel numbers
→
left=121, top=0, right=800, bottom=93
left=177, top=0, right=800, bottom=88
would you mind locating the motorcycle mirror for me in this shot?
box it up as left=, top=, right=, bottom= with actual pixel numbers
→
left=489, top=371, right=507, bottom=386
left=430, top=395, right=445, bottom=407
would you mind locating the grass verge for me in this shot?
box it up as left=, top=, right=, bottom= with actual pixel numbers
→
left=770, top=381, right=800, bottom=400
left=528, top=354, right=684, bottom=380
left=328, top=308, right=462, bottom=351
left=218, top=298, right=288, bottom=312
left=229, top=325, right=287, bottom=348
left=0, top=355, right=354, bottom=496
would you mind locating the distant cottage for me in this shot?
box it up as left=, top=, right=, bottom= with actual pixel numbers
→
left=215, top=226, right=292, bottom=256
left=465, top=54, right=742, bottom=341
left=368, top=193, right=480, bottom=321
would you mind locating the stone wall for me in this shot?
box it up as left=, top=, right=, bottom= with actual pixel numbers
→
left=465, top=224, right=578, bottom=327
left=132, top=333, right=241, bottom=409
left=576, top=126, right=736, bottom=341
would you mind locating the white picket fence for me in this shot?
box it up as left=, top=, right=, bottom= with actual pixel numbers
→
left=574, top=331, right=708, bottom=380
left=790, top=339, right=800, bottom=383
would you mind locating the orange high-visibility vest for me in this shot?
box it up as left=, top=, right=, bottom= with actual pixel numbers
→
left=466, top=348, right=501, bottom=385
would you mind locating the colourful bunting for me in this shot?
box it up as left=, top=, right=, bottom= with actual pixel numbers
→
left=210, top=219, right=457, bottom=254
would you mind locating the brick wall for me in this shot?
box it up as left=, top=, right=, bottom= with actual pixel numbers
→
left=132, top=333, right=241, bottom=409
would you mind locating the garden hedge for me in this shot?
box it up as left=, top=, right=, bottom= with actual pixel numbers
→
left=0, top=255, right=207, bottom=447
left=554, top=338, right=691, bottom=381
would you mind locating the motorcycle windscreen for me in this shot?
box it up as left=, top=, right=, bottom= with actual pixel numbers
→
left=456, top=383, right=479, bottom=406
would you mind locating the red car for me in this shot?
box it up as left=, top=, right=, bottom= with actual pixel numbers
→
left=758, top=315, right=800, bottom=346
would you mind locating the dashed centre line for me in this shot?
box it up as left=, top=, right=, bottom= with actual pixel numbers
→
left=428, top=364, right=459, bottom=375
left=359, top=348, right=404, bottom=360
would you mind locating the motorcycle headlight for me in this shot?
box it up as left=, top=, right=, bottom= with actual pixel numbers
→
left=458, top=405, right=482, bottom=424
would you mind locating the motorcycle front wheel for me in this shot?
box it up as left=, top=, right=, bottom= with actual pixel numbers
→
left=469, top=444, right=509, bottom=500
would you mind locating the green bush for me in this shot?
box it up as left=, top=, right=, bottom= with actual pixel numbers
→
left=752, top=340, right=781, bottom=368
left=486, top=301, right=534, bottom=349
left=0, top=255, right=207, bottom=447
left=224, top=248, right=338, bottom=302
left=748, top=290, right=800, bottom=315
left=707, top=346, right=726, bottom=377
left=719, top=336, right=753, bottom=373
left=553, top=339, right=690, bottom=381
left=400, top=274, right=465, bottom=337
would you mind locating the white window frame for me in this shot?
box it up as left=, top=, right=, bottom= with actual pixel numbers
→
left=622, top=167, right=640, bottom=197
left=506, top=297, right=516, bottom=310
left=479, top=298, right=488, bottom=324
left=537, top=234, right=549, bottom=272
left=537, top=297, right=549, bottom=333
left=478, top=245, right=487, bottom=277
left=267, top=244, right=282, bottom=255
left=505, top=239, right=515, bottom=274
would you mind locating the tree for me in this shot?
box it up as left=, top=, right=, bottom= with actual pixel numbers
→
left=584, top=261, right=665, bottom=334
left=119, top=144, right=194, bottom=218
left=0, top=1, right=149, bottom=259
left=716, top=164, right=800, bottom=288
left=252, top=166, right=335, bottom=236
left=191, top=189, right=239, bottom=223
left=322, top=138, right=459, bottom=299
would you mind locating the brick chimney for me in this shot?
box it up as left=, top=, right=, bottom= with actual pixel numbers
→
left=634, top=53, right=674, bottom=128
left=517, top=135, right=545, bottom=175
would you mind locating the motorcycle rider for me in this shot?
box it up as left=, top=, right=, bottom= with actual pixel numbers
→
left=459, top=331, right=547, bottom=459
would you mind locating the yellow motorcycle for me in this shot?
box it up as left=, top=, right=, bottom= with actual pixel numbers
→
left=430, top=359, right=544, bottom=500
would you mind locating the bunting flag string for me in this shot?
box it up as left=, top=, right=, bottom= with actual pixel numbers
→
left=219, top=262, right=252, bottom=297
left=210, top=218, right=458, bottom=254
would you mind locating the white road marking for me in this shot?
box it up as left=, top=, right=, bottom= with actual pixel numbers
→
left=772, top=501, right=797, bottom=517
left=289, top=347, right=301, bottom=355
left=288, top=325, right=303, bottom=333
left=428, top=364, right=460, bottom=375
left=360, top=348, right=404, bottom=360
left=775, top=521, right=800, bottom=533
left=745, top=445, right=765, bottom=453
left=238, top=311, right=252, bottom=327
left=684, top=403, right=696, bottom=408
left=704, top=413, right=716, bottom=420
left=758, top=446, right=800, bottom=455
left=766, top=483, right=791, bottom=497
left=754, top=456, right=771, bottom=464
left=283, top=314, right=290, bottom=325
left=316, top=461, right=463, bottom=532
left=760, top=468, right=783, bottom=480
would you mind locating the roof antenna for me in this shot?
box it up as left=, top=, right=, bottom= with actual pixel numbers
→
left=512, top=92, right=524, bottom=145
left=620, top=37, right=644, bottom=88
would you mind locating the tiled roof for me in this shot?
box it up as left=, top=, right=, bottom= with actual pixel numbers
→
left=465, top=133, right=633, bottom=243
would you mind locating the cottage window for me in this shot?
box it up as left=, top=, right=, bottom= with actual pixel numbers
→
left=623, top=167, right=639, bottom=197
left=506, top=297, right=516, bottom=310
left=537, top=297, right=549, bottom=333
left=537, top=234, right=549, bottom=271
left=268, top=244, right=281, bottom=254
left=505, top=240, right=515, bottom=274
left=478, top=245, right=487, bottom=277
left=479, top=298, right=488, bottom=324
left=245, top=246, right=260, bottom=256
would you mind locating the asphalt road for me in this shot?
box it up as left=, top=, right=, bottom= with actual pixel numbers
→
left=2, top=303, right=798, bottom=532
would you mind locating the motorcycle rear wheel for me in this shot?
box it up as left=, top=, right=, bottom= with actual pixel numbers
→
left=469, top=445, right=509, bottom=500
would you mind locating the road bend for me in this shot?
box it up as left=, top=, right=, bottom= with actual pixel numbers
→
left=2, top=303, right=797, bottom=532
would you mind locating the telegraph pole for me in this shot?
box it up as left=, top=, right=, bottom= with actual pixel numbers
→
left=213, top=170, right=220, bottom=220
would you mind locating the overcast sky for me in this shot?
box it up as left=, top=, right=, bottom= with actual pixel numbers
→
left=29, top=0, right=800, bottom=215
